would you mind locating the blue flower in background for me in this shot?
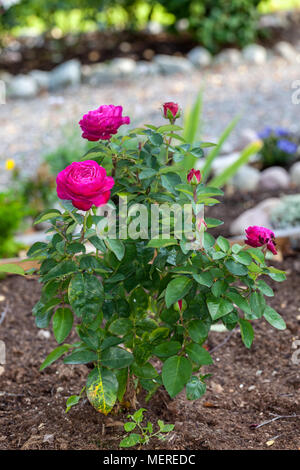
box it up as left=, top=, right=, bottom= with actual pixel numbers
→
left=258, top=126, right=272, bottom=139
left=275, top=127, right=290, bottom=137
left=276, top=139, right=298, bottom=154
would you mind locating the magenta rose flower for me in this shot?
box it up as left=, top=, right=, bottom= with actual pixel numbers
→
left=245, top=226, right=277, bottom=255
left=79, top=105, right=130, bottom=141
left=187, top=168, right=201, bottom=184
left=56, top=160, right=114, bottom=211
left=162, top=102, right=180, bottom=121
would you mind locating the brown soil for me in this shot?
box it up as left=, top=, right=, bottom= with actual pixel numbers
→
left=1, top=11, right=300, bottom=75
left=0, top=193, right=299, bottom=450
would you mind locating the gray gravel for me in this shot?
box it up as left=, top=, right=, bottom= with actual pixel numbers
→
left=0, top=55, right=299, bottom=189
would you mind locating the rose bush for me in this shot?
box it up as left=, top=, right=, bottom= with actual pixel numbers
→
left=3, top=102, right=287, bottom=416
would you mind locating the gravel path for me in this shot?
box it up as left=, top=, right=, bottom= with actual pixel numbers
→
left=0, top=56, right=299, bottom=189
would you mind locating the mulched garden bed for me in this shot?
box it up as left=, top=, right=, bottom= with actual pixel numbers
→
left=0, top=192, right=299, bottom=450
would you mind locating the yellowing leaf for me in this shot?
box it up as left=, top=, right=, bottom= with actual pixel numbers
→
left=86, top=368, right=118, bottom=416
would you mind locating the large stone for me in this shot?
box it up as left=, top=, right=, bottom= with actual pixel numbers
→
left=154, top=54, right=194, bottom=74
left=110, top=57, right=136, bottom=76
left=187, top=47, right=212, bottom=68
left=84, top=63, right=120, bottom=85
left=290, top=161, right=300, bottom=186
left=7, top=74, right=38, bottom=99
left=230, top=198, right=281, bottom=235
left=49, top=59, right=81, bottom=90
left=214, top=49, right=243, bottom=66
left=135, top=61, right=160, bottom=77
left=29, top=70, right=51, bottom=90
left=275, top=41, right=298, bottom=62
left=231, top=165, right=260, bottom=191
left=259, top=166, right=290, bottom=190
left=242, top=44, right=267, bottom=64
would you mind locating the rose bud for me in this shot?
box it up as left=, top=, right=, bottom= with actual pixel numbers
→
left=79, top=104, right=130, bottom=141
left=56, top=160, right=114, bottom=211
left=174, top=299, right=187, bottom=312
left=187, top=168, right=201, bottom=185
left=162, top=102, right=180, bottom=122
left=245, top=226, right=277, bottom=255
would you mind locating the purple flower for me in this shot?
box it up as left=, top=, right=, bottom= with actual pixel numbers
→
left=79, top=105, right=130, bottom=141
left=276, top=139, right=297, bottom=155
left=257, top=127, right=272, bottom=139
left=274, top=127, right=290, bottom=137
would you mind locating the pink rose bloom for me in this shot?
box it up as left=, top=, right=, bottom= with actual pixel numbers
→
left=187, top=168, right=201, bottom=184
left=56, top=160, right=114, bottom=211
left=79, top=105, right=130, bottom=141
left=245, top=226, right=277, bottom=255
left=163, top=102, right=180, bottom=119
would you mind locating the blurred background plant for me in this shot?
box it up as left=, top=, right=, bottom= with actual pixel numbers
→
left=271, top=194, right=300, bottom=229
left=0, top=191, right=26, bottom=257
left=1, top=0, right=299, bottom=51
left=257, top=127, right=299, bottom=169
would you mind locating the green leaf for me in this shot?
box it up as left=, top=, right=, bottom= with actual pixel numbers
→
left=226, top=291, right=251, bottom=315
left=101, top=347, right=133, bottom=369
left=52, top=308, right=73, bottom=344
left=139, top=168, right=157, bottom=180
left=193, top=271, right=213, bottom=288
left=188, top=319, right=210, bottom=344
left=68, top=273, right=104, bottom=323
left=66, top=395, right=81, bottom=413
left=153, top=341, right=181, bottom=358
left=207, top=297, right=233, bottom=321
left=186, top=376, right=206, bottom=400
left=161, top=172, right=181, bottom=195
left=64, top=349, right=98, bottom=364
left=165, top=277, right=193, bottom=308
left=201, top=116, right=239, bottom=182
left=186, top=343, right=213, bottom=365
left=120, top=433, right=141, bottom=448
left=238, top=319, right=254, bottom=349
left=27, top=242, right=48, bottom=257
left=40, top=344, right=71, bottom=371
left=124, top=422, right=136, bottom=432
left=157, top=420, right=175, bottom=432
left=34, top=209, right=61, bottom=225
left=210, top=141, right=262, bottom=188
left=225, top=259, right=248, bottom=276
left=147, top=239, right=177, bottom=249
left=249, top=292, right=266, bottom=319
left=0, top=263, right=25, bottom=276
left=105, top=239, right=125, bottom=261
left=43, top=260, right=78, bottom=282
left=162, top=356, right=192, bottom=398
left=233, top=251, right=252, bottom=266
left=246, top=247, right=265, bottom=264
left=131, top=362, right=158, bottom=379
left=263, top=306, right=286, bottom=330
left=109, top=318, right=133, bottom=336
left=205, top=217, right=224, bottom=228
left=86, top=368, right=118, bottom=415
left=256, top=280, right=274, bottom=297
left=216, top=236, right=230, bottom=252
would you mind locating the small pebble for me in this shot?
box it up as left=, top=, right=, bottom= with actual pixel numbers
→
left=256, top=370, right=263, bottom=376
left=37, top=330, right=51, bottom=339
left=239, top=384, right=244, bottom=389
left=248, top=385, right=256, bottom=391
left=43, top=434, right=54, bottom=444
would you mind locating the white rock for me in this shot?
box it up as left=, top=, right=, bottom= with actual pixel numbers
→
left=230, top=198, right=281, bottom=235
left=231, top=165, right=260, bottom=191
left=43, top=434, right=54, bottom=444
left=243, top=44, right=267, bottom=64
left=37, top=330, right=51, bottom=340
left=85, top=63, right=120, bottom=85
left=0, top=70, right=12, bottom=84
left=49, top=59, right=81, bottom=90
left=135, top=61, right=160, bottom=77
left=154, top=54, right=194, bottom=74
left=214, top=49, right=243, bottom=66
left=29, top=70, right=50, bottom=90
left=275, top=41, right=298, bottom=62
left=7, top=74, right=38, bottom=99
left=259, top=166, right=290, bottom=190
left=110, top=57, right=136, bottom=75
left=187, top=47, right=212, bottom=68
left=290, top=161, right=300, bottom=186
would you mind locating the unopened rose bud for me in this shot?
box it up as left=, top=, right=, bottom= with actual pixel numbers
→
left=174, top=299, right=187, bottom=312
left=187, top=168, right=201, bottom=185
left=197, top=218, right=207, bottom=231
left=162, top=102, right=180, bottom=122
